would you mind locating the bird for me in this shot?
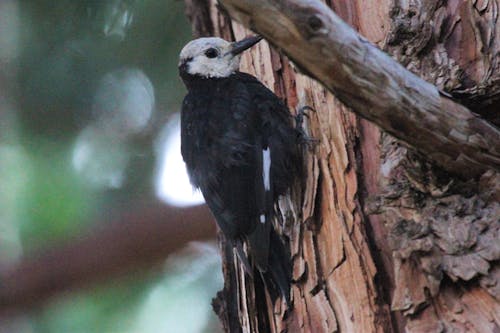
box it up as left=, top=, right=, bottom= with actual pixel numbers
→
left=178, top=35, right=302, bottom=305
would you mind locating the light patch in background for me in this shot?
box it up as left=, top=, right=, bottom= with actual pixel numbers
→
left=155, top=114, right=204, bottom=207
left=0, top=144, right=28, bottom=266
left=0, top=0, right=19, bottom=63
left=102, top=0, right=134, bottom=40
left=72, top=126, right=129, bottom=189
left=72, top=67, right=154, bottom=189
left=131, top=243, right=222, bottom=333
left=93, top=68, right=155, bottom=137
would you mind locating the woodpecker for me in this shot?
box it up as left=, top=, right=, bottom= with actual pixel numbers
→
left=178, top=36, right=302, bottom=304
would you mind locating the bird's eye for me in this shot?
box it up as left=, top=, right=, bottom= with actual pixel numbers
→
left=204, top=48, right=219, bottom=58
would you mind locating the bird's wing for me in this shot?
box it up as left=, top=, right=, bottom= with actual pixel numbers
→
left=180, top=95, right=205, bottom=188
left=181, top=81, right=267, bottom=241
left=229, top=73, right=300, bottom=272
left=234, top=72, right=296, bottom=294
left=235, top=72, right=301, bottom=197
left=181, top=74, right=297, bottom=282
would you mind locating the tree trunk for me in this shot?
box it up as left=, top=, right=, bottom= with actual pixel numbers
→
left=184, top=1, right=500, bottom=332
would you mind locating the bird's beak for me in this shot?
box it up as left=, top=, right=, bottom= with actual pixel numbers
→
left=229, top=35, right=263, bottom=56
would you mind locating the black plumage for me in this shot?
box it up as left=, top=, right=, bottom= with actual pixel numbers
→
left=179, top=37, right=302, bottom=304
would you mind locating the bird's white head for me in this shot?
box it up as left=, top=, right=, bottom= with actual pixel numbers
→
left=179, top=36, right=262, bottom=78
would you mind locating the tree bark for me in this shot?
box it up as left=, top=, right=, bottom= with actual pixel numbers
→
left=184, top=1, right=500, bottom=332
left=218, top=0, right=500, bottom=179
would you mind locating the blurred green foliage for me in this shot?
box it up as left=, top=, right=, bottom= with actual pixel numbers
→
left=19, top=141, right=97, bottom=246
left=18, top=0, right=191, bottom=136
left=0, top=0, right=222, bottom=332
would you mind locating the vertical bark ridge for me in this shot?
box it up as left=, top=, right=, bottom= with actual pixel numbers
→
left=191, top=1, right=500, bottom=332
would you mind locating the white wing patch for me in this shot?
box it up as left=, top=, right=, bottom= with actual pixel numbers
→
left=260, top=214, right=266, bottom=223
left=263, top=148, right=271, bottom=191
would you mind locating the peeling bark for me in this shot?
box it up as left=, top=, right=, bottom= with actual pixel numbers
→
left=384, top=0, right=500, bottom=126
left=185, top=0, right=500, bottom=332
left=217, top=0, right=500, bottom=180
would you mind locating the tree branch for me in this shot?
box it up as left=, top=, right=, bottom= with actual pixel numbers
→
left=219, top=0, right=500, bottom=178
left=0, top=203, right=215, bottom=315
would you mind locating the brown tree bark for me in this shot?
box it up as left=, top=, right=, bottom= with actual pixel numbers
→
left=185, top=1, right=499, bottom=332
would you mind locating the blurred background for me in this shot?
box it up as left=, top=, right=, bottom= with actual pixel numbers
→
left=0, top=0, right=222, bottom=332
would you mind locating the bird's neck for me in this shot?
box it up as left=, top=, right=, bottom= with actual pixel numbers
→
left=179, top=70, right=235, bottom=91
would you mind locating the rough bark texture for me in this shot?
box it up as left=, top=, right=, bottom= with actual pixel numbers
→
left=218, top=0, right=500, bottom=179
left=185, top=0, right=500, bottom=332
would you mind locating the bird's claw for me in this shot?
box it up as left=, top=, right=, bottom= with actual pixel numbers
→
left=295, top=106, right=315, bottom=128
left=295, top=106, right=318, bottom=149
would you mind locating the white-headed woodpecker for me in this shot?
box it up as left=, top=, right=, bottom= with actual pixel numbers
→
left=178, top=36, right=302, bottom=304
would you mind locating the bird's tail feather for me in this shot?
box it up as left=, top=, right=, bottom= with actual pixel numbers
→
left=267, top=229, right=292, bottom=305
left=246, top=219, right=271, bottom=271
left=248, top=227, right=291, bottom=305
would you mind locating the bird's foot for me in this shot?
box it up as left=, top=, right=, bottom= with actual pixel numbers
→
left=295, top=106, right=314, bottom=128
